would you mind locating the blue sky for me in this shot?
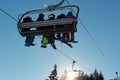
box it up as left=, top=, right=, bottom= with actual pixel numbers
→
left=0, top=0, right=120, bottom=80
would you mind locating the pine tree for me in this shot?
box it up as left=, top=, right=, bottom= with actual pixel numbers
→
left=49, top=64, right=58, bottom=80
left=97, top=71, right=104, bottom=80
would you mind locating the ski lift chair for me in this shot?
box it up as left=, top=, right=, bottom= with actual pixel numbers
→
left=17, top=2, right=79, bottom=37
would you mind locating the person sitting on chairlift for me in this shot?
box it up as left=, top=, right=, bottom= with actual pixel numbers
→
left=36, top=13, right=45, bottom=30
left=22, top=16, right=31, bottom=32
left=55, top=14, right=73, bottom=48
left=41, top=14, right=56, bottom=49
left=41, top=34, right=48, bottom=48
left=65, top=11, right=77, bottom=41
left=56, top=14, right=66, bottom=40
left=22, top=16, right=36, bottom=47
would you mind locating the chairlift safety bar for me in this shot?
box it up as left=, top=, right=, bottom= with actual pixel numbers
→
left=20, top=27, right=76, bottom=37
left=18, top=18, right=76, bottom=28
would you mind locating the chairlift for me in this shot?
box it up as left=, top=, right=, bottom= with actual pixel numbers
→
left=62, top=60, right=83, bottom=80
left=17, top=0, right=79, bottom=37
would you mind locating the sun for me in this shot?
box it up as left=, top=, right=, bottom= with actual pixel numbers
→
left=62, top=70, right=81, bottom=80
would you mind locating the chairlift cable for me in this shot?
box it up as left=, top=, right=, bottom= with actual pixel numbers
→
left=57, top=49, right=92, bottom=72
left=56, top=49, right=74, bottom=61
left=66, top=0, right=115, bottom=70
left=0, top=8, right=18, bottom=22
left=51, top=0, right=65, bottom=8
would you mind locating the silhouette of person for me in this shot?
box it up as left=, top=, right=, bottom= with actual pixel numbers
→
left=47, top=13, right=55, bottom=29
left=36, top=13, right=45, bottom=30
left=22, top=16, right=32, bottom=32
left=56, top=14, right=66, bottom=40
left=65, top=11, right=77, bottom=41
left=41, top=14, right=56, bottom=49
left=22, top=16, right=36, bottom=47
left=47, top=14, right=56, bottom=49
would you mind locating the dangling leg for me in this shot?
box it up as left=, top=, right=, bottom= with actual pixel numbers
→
left=41, top=36, right=48, bottom=48
left=50, top=40, right=56, bottom=49
left=24, top=36, right=31, bottom=47
left=51, top=43, right=56, bottom=49
left=56, top=33, right=61, bottom=39
left=65, top=33, right=70, bottom=41
left=61, top=33, right=66, bottom=40
left=30, top=36, right=36, bottom=46
left=71, top=32, right=74, bottom=41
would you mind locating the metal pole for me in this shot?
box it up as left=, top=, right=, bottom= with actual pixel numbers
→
left=47, top=0, right=65, bottom=11
left=54, top=0, right=65, bottom=8
left=116, top=72, right=118, bottom=80
left=72, top=60, right=76, bottom=70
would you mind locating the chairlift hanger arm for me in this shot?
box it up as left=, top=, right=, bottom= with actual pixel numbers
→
left=54, top=0, right=65, bottom=8
left=47, top=0, right=65, bottom=11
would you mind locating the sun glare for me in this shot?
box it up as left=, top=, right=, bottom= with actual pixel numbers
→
left=63, top=70, right=80, bottom=80
left=67, top=72, right=77, bottom=80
